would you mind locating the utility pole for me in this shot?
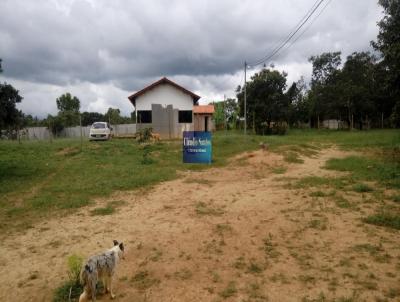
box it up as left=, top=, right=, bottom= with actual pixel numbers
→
left=79, top=114, right=83, bottom=151
left=244, top=61, right=247, bottom=136
left=224, top=94, right=227, bottom=135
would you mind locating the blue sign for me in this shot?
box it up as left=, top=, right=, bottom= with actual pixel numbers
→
left=183, top=131, right=212, bottom=164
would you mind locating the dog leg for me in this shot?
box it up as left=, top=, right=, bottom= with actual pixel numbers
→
left=78, top=290, right=88, bottom=302
left=91, top=278, right=97, bottom=302
left=109, top=276, right=116, bottom=299
left=105, top=276, right=110, bottom=293
left=102, top=277, right=108, bottom=294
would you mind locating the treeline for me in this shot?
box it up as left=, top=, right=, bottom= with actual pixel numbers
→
left=232, top=0, right=400, bottom=134
left=24, top=92, right=135, bottom=135
left=0, top=84, right=134, bottom=136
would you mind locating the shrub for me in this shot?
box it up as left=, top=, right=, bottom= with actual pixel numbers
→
left=53, top=254, right=84, bottom=302
left=136, top=127, right=153, bottom=143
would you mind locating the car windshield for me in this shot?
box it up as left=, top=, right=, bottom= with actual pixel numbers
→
left=92, top=123, right=106, bottom=129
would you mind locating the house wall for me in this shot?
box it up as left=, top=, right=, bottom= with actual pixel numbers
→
left=137, top=104, right=193, bottom=139
left=135, top=84, right=193, bottom=111
left=134, top=83, right=195, bottom=138
left=322, top=119, right=339, bottom=129
left=194, top=114, right=215, bottom=131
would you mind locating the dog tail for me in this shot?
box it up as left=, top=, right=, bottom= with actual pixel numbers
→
left=80, top=264, right=91, bottom=286
left=80, top=264, right=96, bottom=300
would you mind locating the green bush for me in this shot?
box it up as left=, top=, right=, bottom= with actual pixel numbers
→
left=54, top=254, right=84, bottom=302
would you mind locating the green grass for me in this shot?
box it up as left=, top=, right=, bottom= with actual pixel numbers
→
left=271, top=166, right=287, bottom=174
left=333, top=195, right=353, bottom=209
left=53, top=280, right=83, bottom=302
left=294, top=176, right=349, bottom=190
left=391, top=194, right=400, bottom=203
left=283, top=151, right=304, bottom=164
left=309, top=190, right=327, bottom=197
left=90, top=205, right=115, bottom=216
left=1, top=129, right=398, bottom=232
left=352, top=183, right=373, bottom=193
left=363, top=213, right=400, bottom=230
left=90, top=200, right=125, bottom=216
left=353, top=243, right=383, bottom=255
left=0, top=133, right=259, bottom=232
left=325, top=155, right=400, bottom=189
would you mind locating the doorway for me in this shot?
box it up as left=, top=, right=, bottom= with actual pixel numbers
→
left=204, top=116, right=209, bottom=132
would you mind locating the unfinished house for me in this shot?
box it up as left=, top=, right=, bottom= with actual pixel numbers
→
left=128, top=77, right=214, bottom=138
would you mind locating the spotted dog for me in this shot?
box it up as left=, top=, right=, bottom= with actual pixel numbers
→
left=79, top=240, right=125, bottom=302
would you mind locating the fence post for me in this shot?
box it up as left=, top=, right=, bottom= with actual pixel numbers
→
left=48, top=120, right=52, bottom=143
left=79, top=115, right=83, bottom=151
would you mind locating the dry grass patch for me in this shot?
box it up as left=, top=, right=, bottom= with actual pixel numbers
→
left=195, top=202, right=224, bottom=216
left=131, top=270, right=160, bottom=291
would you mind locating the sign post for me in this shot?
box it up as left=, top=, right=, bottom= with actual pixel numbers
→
left=183, top=131, right=212, bottom=164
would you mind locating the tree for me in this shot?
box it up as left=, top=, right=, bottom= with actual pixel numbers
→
left=390, top=101, right=400, bottom=127
left=56, top=93, right=80, bottom=127
left=212, top=102, right=225, bottom=130
left=56, top=93, right=80, bottom=112
left=339, top=52, right=377, bottom=129
left=45, top=114, right=64, bottom=135
left=287, top=77, right=310, bottom=127
left=0, top=83, right=23, bottom=129
left=237, top=69, right=288, bottom=134
left=372, top=0, right=400, bottom=128
left=372, top=0, right=400, bottom=97
left=81, top=111, right=105, bottom=126
left=308, top=52, right=342, bottom=127
left=224, top=98, right=239, bottom=129
left=0, top=59, right=25, bottom=133
left=104, top=107, right=132, bottom=124
left=212, top=99, right=239, bottom=130
left=105, top=107, right=122, bottom=124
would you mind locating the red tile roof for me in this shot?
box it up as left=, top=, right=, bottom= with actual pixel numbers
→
left=193, top=105, right=214, bottom=114
left=128, top=77, right=201, bottom=107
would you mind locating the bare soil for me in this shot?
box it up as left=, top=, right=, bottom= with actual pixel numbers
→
left=1, top=148, right=399, bottom=302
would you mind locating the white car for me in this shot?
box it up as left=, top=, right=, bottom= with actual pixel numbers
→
left=89, top=122, right=112, bottom=140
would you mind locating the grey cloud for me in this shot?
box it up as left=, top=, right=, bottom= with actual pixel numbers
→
left=0, top=0, right=382, bottom=116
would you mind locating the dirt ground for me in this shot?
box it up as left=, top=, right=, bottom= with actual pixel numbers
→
left=1, top=147, right=399, bottom=302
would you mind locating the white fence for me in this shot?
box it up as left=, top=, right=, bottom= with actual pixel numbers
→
left=18, top=124, right=137, bottom=140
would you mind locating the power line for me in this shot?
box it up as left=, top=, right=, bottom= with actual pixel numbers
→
left=248, top=0, right=326, bottom=67
left=249, top=0, right=321, bottom=66
left=282, top=0, right=333, bottom=52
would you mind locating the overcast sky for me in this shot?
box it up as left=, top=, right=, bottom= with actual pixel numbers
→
left=0, top=0, right=382, bottom=117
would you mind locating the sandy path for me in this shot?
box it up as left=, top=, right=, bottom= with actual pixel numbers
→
left=1, top=148, right=399, bottom=301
